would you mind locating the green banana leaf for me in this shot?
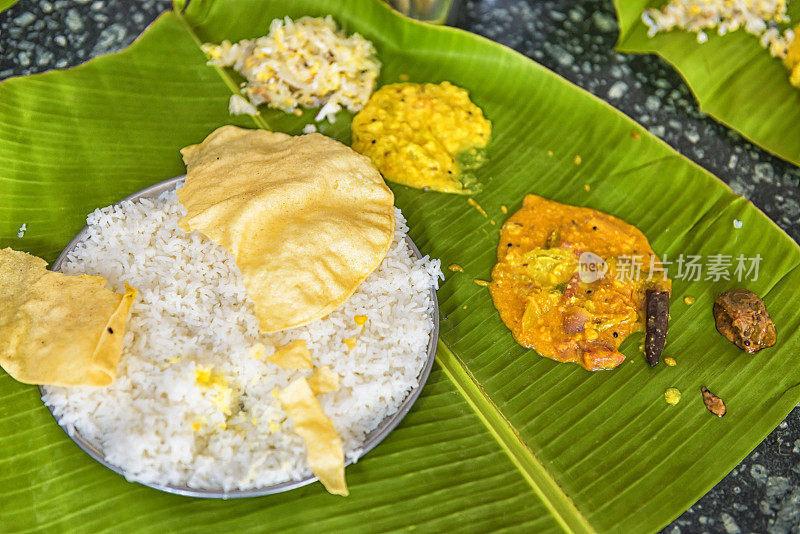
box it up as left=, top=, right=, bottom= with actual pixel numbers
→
left=2, top=0, right=800, bottom=532
left=614, top=0, right=800, bottom=167
left=0, top=1, right=19, bottom=13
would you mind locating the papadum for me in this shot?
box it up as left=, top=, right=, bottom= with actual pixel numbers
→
left=0, top=248, right=136, bottom=386
left=178, top=126, right=395, bottom=332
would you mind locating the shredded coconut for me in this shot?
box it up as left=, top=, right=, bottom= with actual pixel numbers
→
left=228, top=94, right=260, bottom=116
left=204, top=16, right=380, bottom=122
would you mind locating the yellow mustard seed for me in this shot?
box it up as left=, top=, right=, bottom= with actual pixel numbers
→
left=684, top=296, right=696, bottom=305
left=574, top=155, right=582, bottom=165
left=664, top=357, right=677, bottom=367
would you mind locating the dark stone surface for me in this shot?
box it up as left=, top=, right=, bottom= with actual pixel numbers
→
left=1, top=0, right=799, bottom=532
left=0, top=0, right=171, bottom=76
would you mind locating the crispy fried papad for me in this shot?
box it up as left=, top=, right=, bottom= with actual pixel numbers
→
left=488, top=195, right=671, bottom=371
left=308, top=365, right=340, bottom=395
left=279, top=376, right=348, bottom=496
left=178, top=126, right=395, bottom=332
left=0, top=248, right=136, bottom=386
left=267, top=340, right=313, bottom=369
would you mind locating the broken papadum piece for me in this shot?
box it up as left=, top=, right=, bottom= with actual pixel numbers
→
left=266, top=340, right=313, bottom=369
left=279, top=376, right=348, bottom=495
left=177, top=126, right=395, bottom=333
left=0, top=248, right=136, bottom=386
left=308, top=365, right=340, bottom=395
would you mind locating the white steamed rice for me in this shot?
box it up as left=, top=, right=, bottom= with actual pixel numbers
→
left=642, top=0, right=794, bottom=56
left=41, top=185, right=442, bottom=492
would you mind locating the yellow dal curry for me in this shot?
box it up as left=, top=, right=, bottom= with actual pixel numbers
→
left=351, top=82, right=490, bottom=194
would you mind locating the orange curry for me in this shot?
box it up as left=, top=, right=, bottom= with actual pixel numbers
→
left=488, top=194, right=671, bottom=371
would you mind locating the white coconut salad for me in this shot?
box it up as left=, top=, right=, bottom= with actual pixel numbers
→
left=205, top=16, right=381, bottom=122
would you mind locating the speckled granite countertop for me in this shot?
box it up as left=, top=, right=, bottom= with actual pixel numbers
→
left=1, top=0, right=799, bottom=532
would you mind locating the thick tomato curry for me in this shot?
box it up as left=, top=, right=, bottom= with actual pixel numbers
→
left=489, top=194, right=671, bottom=371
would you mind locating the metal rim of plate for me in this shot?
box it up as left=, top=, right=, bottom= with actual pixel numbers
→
left=39, top=175, right=439, bottom=499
